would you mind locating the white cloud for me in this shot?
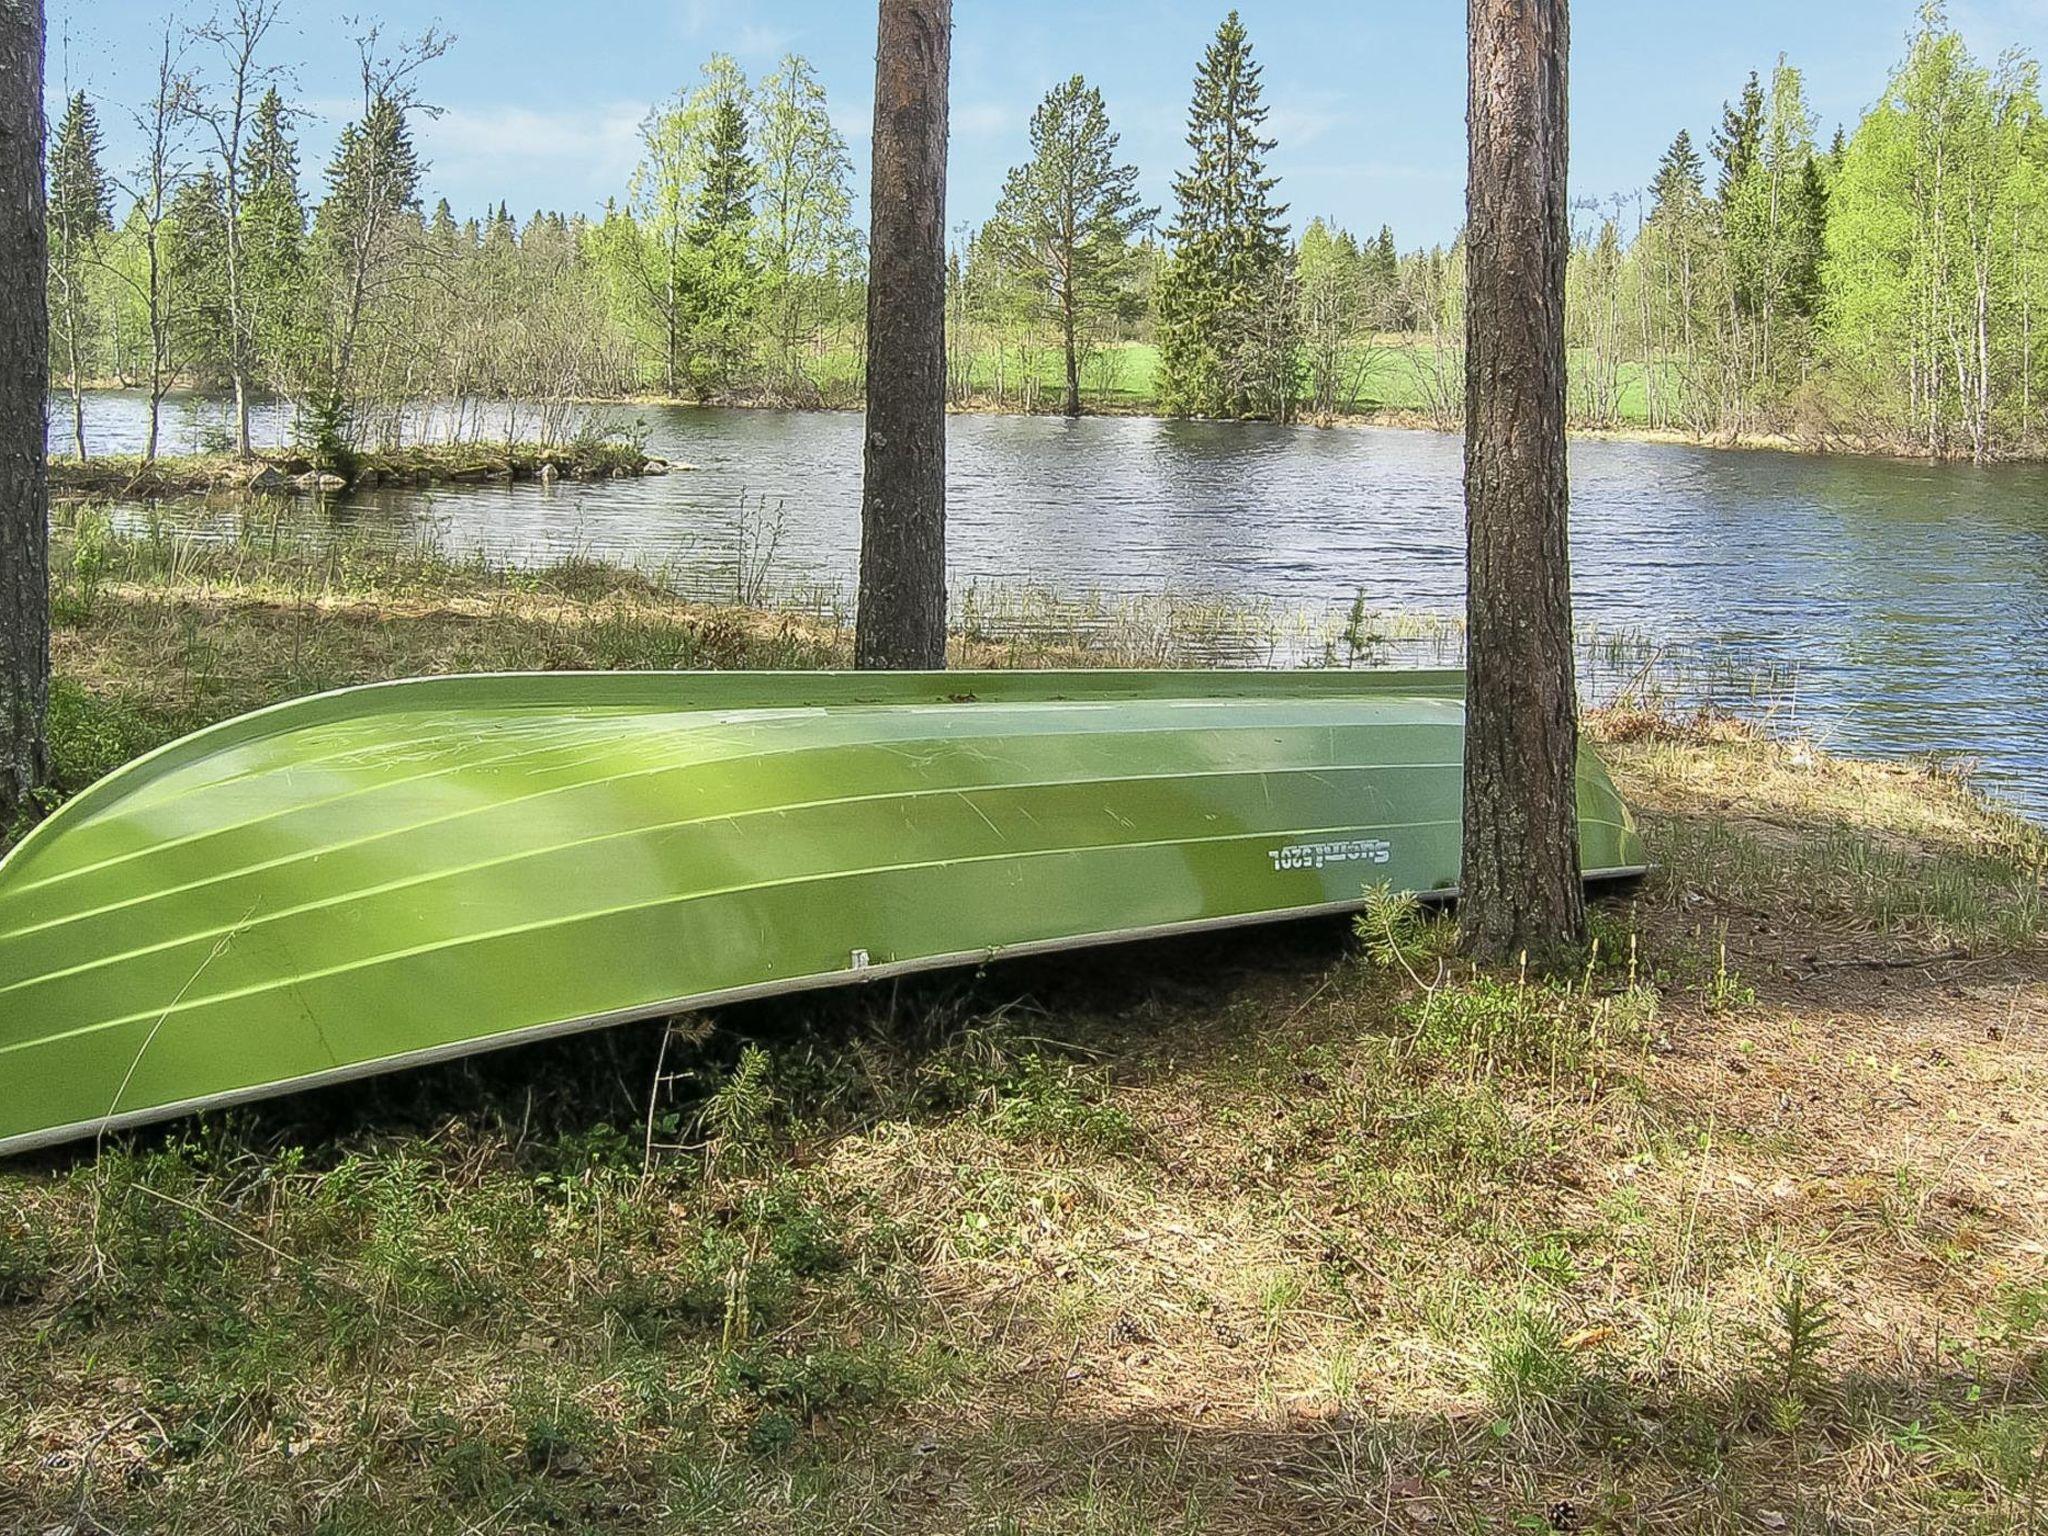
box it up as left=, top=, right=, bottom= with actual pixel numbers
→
left=674, top=0, right=791, bottom=57
left=831, top=104, right=873, bottom=144
left=736, top=23, right=795, bottom=58
left=416, top=101, right=649, bottom=209
left=1268, top=98, right=1356, bottom=151
left=1946, top=0, right=2048, bottom=58
left=953, top=101, right=1017, bottom=138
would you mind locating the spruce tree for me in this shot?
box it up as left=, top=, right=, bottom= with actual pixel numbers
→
left=318, top=90, right=424, bottom=411
left=1786, top=152, right=1829, bottom=322
left=239, top=87, right=307, bottom=395
left=1157, top=11, right=1296, bottom=419
left=244, top=88, right=297, bottom=198
left=48, top=91, right=109, bottom=234
left=1369, top=224, right=1399, bottom=289
left=168, top=170, right=231, bottom=384
left=695, top=88, right=755, bottom=245
left=1650, top=129, right=1704, bottom=215
left=1367, top=223, right=1400, bottom=326
left=48, top=92, right=111, bottom=461
left=686, top=62, right=757, bottom=396
left=1723, top=60, right=1819, bottom=374
left=1712, top=71, right=1764, bottom=201
left=322, top=94, right=423, bottom=253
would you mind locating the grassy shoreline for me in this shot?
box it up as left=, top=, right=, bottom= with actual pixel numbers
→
left=3, top=532, right=2044, bottom=1533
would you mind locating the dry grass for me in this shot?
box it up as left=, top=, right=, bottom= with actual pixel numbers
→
left=1, top=537, right=2044, bottom=1535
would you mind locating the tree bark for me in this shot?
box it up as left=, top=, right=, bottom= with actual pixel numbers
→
left=1460, top=0, right=1585, bottom=963
left=855, top=0, right=951, bottom=671
left=0, top=0, right=49, bottom=825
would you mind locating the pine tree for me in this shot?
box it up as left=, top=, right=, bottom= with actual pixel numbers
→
left=991, top=74, right=1155, bottom=416
left=48, top=91, right=110, bottom=461
left=1157, top=11, right=1297, bottom=419
left=1462, top=0, right=1584, bottom=959
left=856, top=0, right=952, bottom=672
left=0, top=0, right=48, bottom=826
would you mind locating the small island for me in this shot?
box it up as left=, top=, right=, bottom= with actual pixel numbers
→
left=48, top=441, right=687, bottom=501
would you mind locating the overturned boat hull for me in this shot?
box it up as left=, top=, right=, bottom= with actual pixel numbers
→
left=0, top=671, right=1646, bottom=1156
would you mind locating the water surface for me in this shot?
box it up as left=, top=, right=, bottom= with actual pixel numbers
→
left=60, top=392, right=2048, bottom=815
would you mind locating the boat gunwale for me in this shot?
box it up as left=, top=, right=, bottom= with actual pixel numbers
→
left=0, top=864, right=1651, bottom=1160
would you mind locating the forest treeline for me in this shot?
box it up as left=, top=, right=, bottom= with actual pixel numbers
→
left=44, top=2, right=2048, bottom=462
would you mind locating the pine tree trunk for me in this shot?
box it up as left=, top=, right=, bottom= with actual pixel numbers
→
left=0, top=0, right=50, bottom=825
left=1460, top=0, right=1585, bottom=963
left=855, top=0, right=951, bottom=671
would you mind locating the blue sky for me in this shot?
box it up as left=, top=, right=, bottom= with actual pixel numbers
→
left=52, top=0, right=2048, bottom=245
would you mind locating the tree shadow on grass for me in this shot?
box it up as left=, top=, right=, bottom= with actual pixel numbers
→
left=7, top=913, right=1363, bottom=1179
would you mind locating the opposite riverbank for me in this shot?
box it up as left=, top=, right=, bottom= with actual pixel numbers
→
left=54, top=351, right=2039, bottom=469
left=2, top=528, right=2043, bottom=1533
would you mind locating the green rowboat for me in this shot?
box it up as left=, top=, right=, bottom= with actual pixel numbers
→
left=0, top=670, right=1646, bottom=1157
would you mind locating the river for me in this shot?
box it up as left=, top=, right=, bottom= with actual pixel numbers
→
left=55, top=391, right=2048, bottom=816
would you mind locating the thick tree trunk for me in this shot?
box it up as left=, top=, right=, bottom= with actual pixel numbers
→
left=1460, top=0, right=1585, bottom=962
left=0, top=0, right=49, bottom=825
left=855, top=0, right=951, bottom=671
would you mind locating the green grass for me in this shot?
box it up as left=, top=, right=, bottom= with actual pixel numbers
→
left=816, top=337, right=1676, bottom=425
